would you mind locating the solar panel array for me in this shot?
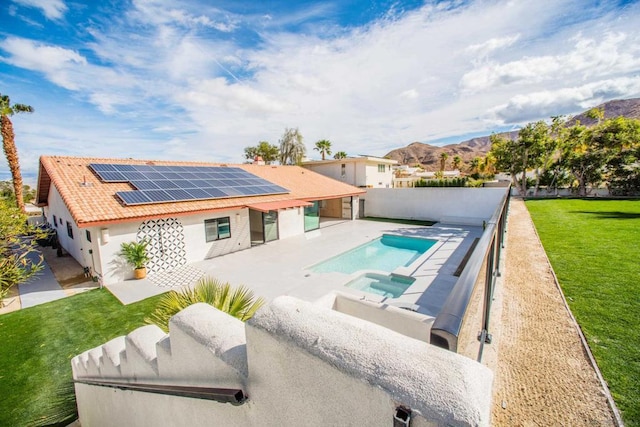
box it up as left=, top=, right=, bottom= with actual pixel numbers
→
left=89, top=163, right=289, bottom=206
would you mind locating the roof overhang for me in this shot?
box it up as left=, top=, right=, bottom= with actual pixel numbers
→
left=246, top=199, right=313, bottom=212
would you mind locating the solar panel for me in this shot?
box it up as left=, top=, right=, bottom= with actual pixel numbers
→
left=130, top=180, right=161, bottom=190
left=90, top=163, right=289, bottom=206
left=117, top=191, right=152, bottom=205
left=99, top=171, right=127, bottom=182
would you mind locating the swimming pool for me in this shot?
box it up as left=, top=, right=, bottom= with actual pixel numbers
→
left=310, top=234, right=437, bottom=274
left=345, top=273, right=416, bottom=298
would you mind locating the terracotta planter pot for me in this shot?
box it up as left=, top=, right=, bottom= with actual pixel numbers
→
left=134, top=267, right=147, bottom=280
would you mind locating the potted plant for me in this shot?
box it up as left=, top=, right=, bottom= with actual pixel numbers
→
left=120, top=240, right=150, bottom=279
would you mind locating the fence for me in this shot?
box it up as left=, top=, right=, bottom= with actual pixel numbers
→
left=430, top=186, right=510, bottom=362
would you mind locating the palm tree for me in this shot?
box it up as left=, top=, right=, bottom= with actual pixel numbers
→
left=439, top=152, right=449, bottom=171
left=470, top=157, right=481, bottom=175
left=333, top=151, right=347, bottom=159
left=1, top=94, right=33, bottom=213
left=145, top=276, right=265, bottom=332
left=314, top=139, right=332, bottom=160
left=278, top=127, right=306, bottom=165
left=452, top=155, right=462, bottom=171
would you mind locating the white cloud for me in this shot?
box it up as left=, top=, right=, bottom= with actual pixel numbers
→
left=3, top=0, right=640, bottom=174
left=466, top=34, right=521, bottom=57
left=0, top=37, right=86, bottom=89
left=11, top=0, right=67, bottom=20
left=487, top=76, right=640, bottom=124
left=460, top=32, right=640, bottom=92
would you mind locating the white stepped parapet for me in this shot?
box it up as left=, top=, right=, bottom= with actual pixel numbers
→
left=100, top=336, right=126, bottom=379
left=85, top=348, right=103, bottom=377
left=119, top=325, right=166, bottom=381
left=72, top=351, right=90, bottom=378
left=246, top=296, right=493, bottom=427
left=72, top=296, right=493, bottom=427
left=157, top=303, right=248, bottom=388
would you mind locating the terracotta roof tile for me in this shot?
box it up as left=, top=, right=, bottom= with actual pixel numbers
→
left=37, top=155, right=365, bottom=228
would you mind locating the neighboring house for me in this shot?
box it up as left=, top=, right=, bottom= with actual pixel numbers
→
left=36, top=156, right=364, bottom=285
left=393, top=165, right=461, bottom=188
left=302, top=156, right=397, bottom=189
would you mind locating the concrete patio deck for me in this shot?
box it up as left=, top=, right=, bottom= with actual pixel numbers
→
left=107, top=218, right=482, bottom=316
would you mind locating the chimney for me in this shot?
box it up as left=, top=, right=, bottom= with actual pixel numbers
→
left=254, top=156, right=265, bottom=166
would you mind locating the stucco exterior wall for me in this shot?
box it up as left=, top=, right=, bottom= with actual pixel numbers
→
left=303, top=160, right=394, bottom=188
left=73, top=297, right=493, bottom=427
left=364, top=188, right=508, bottom=226
left=364, top=162, right=393, bottom=188
left=277, top=207, right=303, bottom=240
left=95, top=209, right=250, bottom=285
left=43, top=185, right=88, bottom=267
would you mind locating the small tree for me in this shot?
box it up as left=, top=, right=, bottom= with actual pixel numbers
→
left=439, top=152, right=449, bottom=171
left=452, top=155, right=462, bottom=171
left=313, top=139, right=332, bottom=160
left=278, top=128, right=306, bottom=165
left=0, top=199, right=44, bottom=303
left=244, top=141, right=279, bottom=164
left=333, top=151, right=347, bottom=159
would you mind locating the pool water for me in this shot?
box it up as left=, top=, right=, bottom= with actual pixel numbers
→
left=345, top=273, right=416, bottom=298
left=311, top=234, right=437, bottom=274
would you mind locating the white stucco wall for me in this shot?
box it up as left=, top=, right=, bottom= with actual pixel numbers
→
left=364, top=162, right=393, bottom=188
left=303, top=160, right=394, bottom=188
left=72, top=297, right=493, bottom=427
left=43, top=185, right=90, bottom=268
left=96, top=209, right=250, bottom=285
left=277, top=207, right=304, bottom=239
left=364, top=187, right=508, bottom=226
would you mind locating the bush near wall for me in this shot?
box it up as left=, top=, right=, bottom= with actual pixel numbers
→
left=415, top=177, right=468, bottom=187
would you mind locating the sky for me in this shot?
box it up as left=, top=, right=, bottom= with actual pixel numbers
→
left=1, top=0, right=640, bottom=183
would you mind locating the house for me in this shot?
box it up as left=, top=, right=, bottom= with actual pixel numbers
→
left=301, top=156, right=397, bottom=189
left=393, top=165, right=461, bottom=188
left=35, top=155, right=365, bottom=285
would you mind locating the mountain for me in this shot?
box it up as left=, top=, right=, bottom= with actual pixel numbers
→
left=385, top=97, right=640, bottom=170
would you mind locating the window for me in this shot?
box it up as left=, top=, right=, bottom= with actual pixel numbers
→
left=53, top=215, right=57, bottom=227
left=378, top=164, right=386, bottom=173
left=86, top=230, right=92, bottom=242
left=341, top=164, right=346, bottom=177
left=66, top=221, right=74, bottom=239
left=204, top=217, right=231, bottom=242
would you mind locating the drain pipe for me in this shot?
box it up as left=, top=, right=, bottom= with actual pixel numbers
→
left=394, top=406, right=412, bottom=427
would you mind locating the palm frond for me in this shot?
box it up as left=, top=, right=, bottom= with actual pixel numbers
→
left=145, top=276, right=265, bottom=331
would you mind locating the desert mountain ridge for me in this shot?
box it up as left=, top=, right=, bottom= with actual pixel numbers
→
left=385, top=97, right=640, bottom=170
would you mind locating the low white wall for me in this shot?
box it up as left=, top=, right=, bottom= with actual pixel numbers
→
left=315, top=292, right=435, bottom=343
left=364, top=188, right=508, bottom=226
left=73, top=297, right=493, bottom=427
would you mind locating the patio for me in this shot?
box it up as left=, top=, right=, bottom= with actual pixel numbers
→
left=107, top=218, right=482, bottom=317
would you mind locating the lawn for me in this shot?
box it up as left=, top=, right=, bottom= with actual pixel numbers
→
left=526, top=198, right=640, bottom=425
left=0, top=289, right=163, bottom=427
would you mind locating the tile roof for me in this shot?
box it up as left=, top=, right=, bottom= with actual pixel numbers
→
left=37, top=155, right=365, bottom=228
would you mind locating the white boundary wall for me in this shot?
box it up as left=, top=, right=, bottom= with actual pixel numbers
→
left=364, top=188, right=508, bottom=226
left=73, top=296, right=493, bottom=427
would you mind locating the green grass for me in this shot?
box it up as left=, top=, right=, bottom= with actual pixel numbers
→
left=0, top=289, right=163, bottom=426
left=526, top=199, right=640, bottom=425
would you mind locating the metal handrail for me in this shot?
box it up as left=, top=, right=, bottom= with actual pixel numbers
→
left=74, top=379, right=247, bottom=405
left=430, top=187, right=510, bottom=359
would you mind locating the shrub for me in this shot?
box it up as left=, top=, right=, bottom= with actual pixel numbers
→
left=145, top=276, right=265, bottom=332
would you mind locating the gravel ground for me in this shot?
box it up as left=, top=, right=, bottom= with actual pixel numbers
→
left=491, top=198, right=617, bottom=426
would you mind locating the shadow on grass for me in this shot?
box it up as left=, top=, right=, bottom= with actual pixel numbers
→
left=572, top=211, right=640, bottom=220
